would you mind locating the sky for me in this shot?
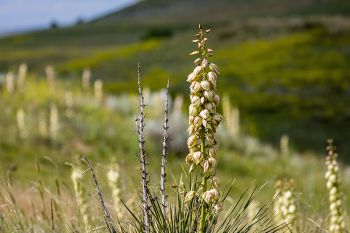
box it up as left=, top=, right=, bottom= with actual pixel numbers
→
left=0, top=0, right=136, bottom=35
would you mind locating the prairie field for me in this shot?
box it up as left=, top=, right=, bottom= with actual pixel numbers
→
left=0, top=0, right=350, bottom=232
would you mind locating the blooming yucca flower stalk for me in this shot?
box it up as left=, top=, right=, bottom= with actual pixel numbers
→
left=16, top=108, right=27, bottom=139
left=325, top=139, right=346, bottom=233
left=45, top=65, right=56, bottom=89
left=222, top=96, right=240, bottom=139
left=17, top=63, right=27, bottom=89
left=82, top=68, right=91, bottom=90
left=94, top=79, right=103, bottom=103
left=107, top=161, right=124, bottom=219
left=49, top=104, right=59, bottom=140
left=273, top=178, right=297, bottom=231
left=71, top=164, right=92, bottom=231
left=280, top=135, right=289, bottom=157
left=38, top=111, right=48, bottom=138
left=5, top=71, right=15, bottom=94
left=186, top=24, right=222, bottom=233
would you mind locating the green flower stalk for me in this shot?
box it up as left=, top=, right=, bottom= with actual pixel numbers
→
left=186, top=24, right=222, bottom=233
left=71, top=165, right=92, bottom=231
left=325, top=139, right=346, bottom=233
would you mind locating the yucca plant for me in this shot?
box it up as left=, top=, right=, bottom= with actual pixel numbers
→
left=120, top=25, right=283, bottom=233
left=325, top=139, right=346, bottom=233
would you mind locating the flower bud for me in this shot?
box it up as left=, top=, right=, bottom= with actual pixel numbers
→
left=208, top=72, right=217, bottom=86
left=187, top=125, right=195, bottom=135
left=205, top=102, right=215, bottom=113
left=187, top=72, right=197, bottom=82
left=194, top=58, right=201, bottom=65
left=193, top=151, right=203, bottom=164
left=194, top=117, right=202, bottom=128
left=214, top=203, right=223, bottom=213
left=200, top=80, right=211, bottom=91
left=204, top=90, right=214, bottom=101
left=209, top=147, right=217, bottom=158
left=199, top=109, right=210, bottom=120
left=185, top=191, right=196, bottom=204
left=201, top=59, right=208, bottom=68
left=209, top=63, right=220, bottom=74
left=193, top=66, right=203, bottom=76
left=187, top=135, right=198, bottom=148
left=186, top=153, right=194, bottom=164
left=190, top=82, right=201, bottom=93
left=213, top=95, right=220, bottom=105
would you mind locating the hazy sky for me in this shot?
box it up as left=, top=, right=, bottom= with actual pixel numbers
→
left=0, top=0, right=136, bottom=34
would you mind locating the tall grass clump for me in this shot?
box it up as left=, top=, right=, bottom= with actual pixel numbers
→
left=325, top=139, right=346, bottom=233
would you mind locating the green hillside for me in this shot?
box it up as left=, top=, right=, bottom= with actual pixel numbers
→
left=1, top=0, right=350, bottom=158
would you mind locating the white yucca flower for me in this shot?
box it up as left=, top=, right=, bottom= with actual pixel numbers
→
left=325, top=139, right=346, bottom=233
left=16, top=108, right=27, bottom=139
left=71, top=165, right=92, bottom=231
left=82, top=68, right=91, bottom=89
left=49, top=104, right=59, bottom=140
left=5, top=72, right=15, bottom=94
left=17, top=63, right=27, bottom=89
left=94, top=79, right=103, bottom=103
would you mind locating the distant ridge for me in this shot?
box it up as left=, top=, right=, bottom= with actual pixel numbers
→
left=91, top=0, right=350, bottom=25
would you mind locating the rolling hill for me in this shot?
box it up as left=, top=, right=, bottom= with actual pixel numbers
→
left=1, top=0, right=350, bottom=158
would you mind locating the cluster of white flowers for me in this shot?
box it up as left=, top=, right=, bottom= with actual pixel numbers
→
left=185, top=25, right=222, bottom=214
left=325, top=139, right=346, bottom=233
left=273, top=178, right=297, bottom=229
